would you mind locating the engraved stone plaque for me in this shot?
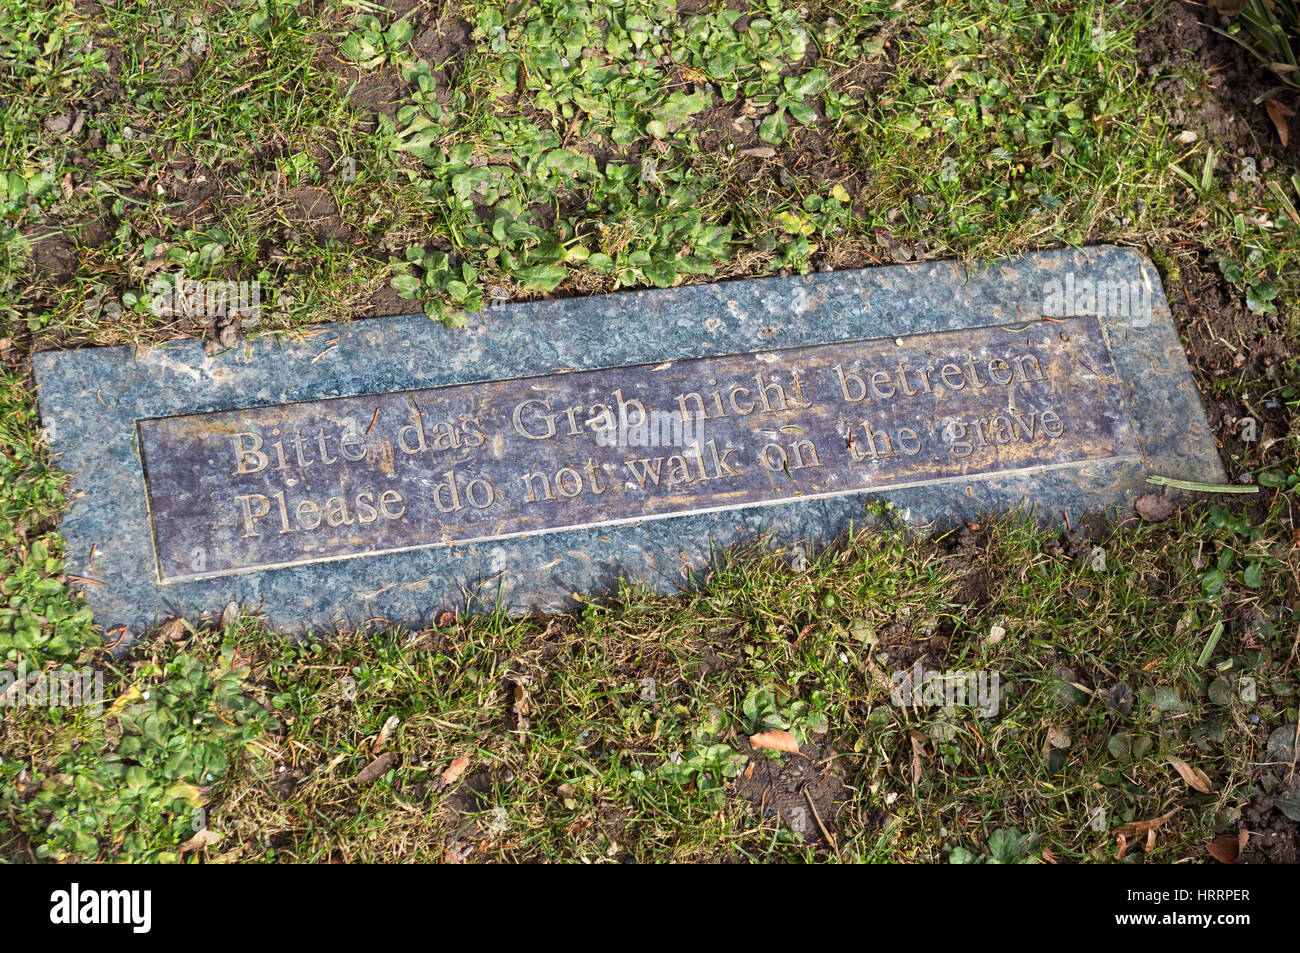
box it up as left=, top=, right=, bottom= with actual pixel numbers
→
left=35, top=246, right=1224, bottom=636
left=138, top=316, right=1135, bottom=582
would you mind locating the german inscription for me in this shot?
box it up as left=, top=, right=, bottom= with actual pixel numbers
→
left=138, top=315, right=1136, bottom=582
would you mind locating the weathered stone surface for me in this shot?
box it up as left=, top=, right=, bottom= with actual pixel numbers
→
left=34, top=245, right=1223, bottom=636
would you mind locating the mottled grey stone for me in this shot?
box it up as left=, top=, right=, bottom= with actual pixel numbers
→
left=34, top=245, right=1223, bottom=638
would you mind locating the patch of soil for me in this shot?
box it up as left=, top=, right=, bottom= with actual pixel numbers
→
left=1168, top=262, right=1291, bottom=451
left=1138, top=2, right=1297, bottom=168
left=1240, top=792, right=1300, bottom=864
left=696, top=632, right=743, bottom=677
left=321, top=4, right=473, bottom=122
left=876, top=619, right=949, bottom=673
left=732, top=741, right=845, bottom=844
left=163, top=159, right=223, bottom=227
left=285, top=186, right=355, bottom=244
left=202, top=312, right=243, bottom=357
left=25, top=230, right=79, bottom=283
left=413, top=16, right=472, bottom=67
left=442, top=767, right=494, bottom=821
left=78, top=218, right=111, bottom=249
left=836, top=14, right=909, bottom=103
left=333, top=62, right=408, bottom=122
left=942, top=524, right=994, bottom=610
left=1135, top=4, right=1297, bottom=533
left=361, top=279, right=413, bottom=317
left=674, top=0, right=715, bottom=16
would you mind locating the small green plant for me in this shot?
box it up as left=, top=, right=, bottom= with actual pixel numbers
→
left=949, top=828, right=1041, bottom=864
left=2, top=638, right=274, bottom=861
left=1198, top=503, right=1277, bottom=597
left=657, top=742, right=746, bottom=788
left=0, top=375, right=95, bottom=665
left=1218, top=256, right=1280, bottom=315
left=392, top=249, right=482, bottom=325
left=338, top=14, right=415, bottom=69
left=740, top=685, right=823, bottom=739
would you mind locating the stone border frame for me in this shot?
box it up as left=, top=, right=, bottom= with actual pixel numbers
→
left=34, top=245, right=1224, bottom=635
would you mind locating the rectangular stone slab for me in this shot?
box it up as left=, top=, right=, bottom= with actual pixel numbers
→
left=34, top=245, right=1224, bottom=636
left=139, top=315, right=1137, bottom=582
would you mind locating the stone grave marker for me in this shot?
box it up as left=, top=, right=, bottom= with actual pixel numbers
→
left=34, top=245, right=1224, bottom=635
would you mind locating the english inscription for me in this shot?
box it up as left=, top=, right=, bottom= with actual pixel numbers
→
left=138, top=315, right=1136, bottom=582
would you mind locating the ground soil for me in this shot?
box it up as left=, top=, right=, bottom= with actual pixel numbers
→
left=1241, top=790, right=1300, bottom=864
left=732, top=739, right=846, bottom=844
left=1140, top=3, right=1296, bottom=486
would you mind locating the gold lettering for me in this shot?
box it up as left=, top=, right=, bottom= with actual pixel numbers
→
left=232, top=432, right=268, bottom=474
left=236, top=493, right=269, bottom=536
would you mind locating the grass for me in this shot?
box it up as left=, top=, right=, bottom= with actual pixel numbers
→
left=0, top=0, right=1298, bottom=862
left=5, top=469, right=1299, bottom=862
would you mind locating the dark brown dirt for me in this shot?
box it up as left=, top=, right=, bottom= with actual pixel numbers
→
left=360, top=278, right=411, bottom=318
left=1136, top=1, right=1297, bottom=533
left=331, top=62, right=408, bottom=122
left=1139, top=1, right=1298, bottom=169
left=164, top=159, right=223, bottom=228
left=284, top=186, right=355, bottom=244
left=1240, top=791, right=1300, bottom=864
left=413, top=16, right=472, bottom=67
left=320, top=2, right=473, bottom=123
left=732, top=740, right=845, bottom=843
left=877, top=618, right=949, bottom=673
left=1169, top=264, right=1291, bottom=451
left=26, top=231, right=79, bottom=284
left=695, top=631, right=743, bottom=677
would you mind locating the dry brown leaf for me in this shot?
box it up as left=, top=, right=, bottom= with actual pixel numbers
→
left=749, top=729, right=801, bottom=756
left=178, top=829, right=223, bottom=854
left=108, top=684, right=143, bottom=714
left=1113, top=807, right=1179, bottom=841
left=909, top=730, right=927, bottom=784
left=512, top=682, right=532, bottom=733
left=0, top=672, right=36, bottom=706
left=353, top=752, right=397, bottom=784
left=441, top=756, right=470, bottom=784
left=1266, top=98, right=1296, bottom=148
left=1207, top=833, right=1241, bottom=864
left=159, top=618, right=188, bottom=642
left=1115, top=833, right=1128, bottom=860
left=1169, top=757, right=1214, bottom=794
left=1046, top=726, right=1072, bottom=749
left=374, top=715, right=400, bottom=753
